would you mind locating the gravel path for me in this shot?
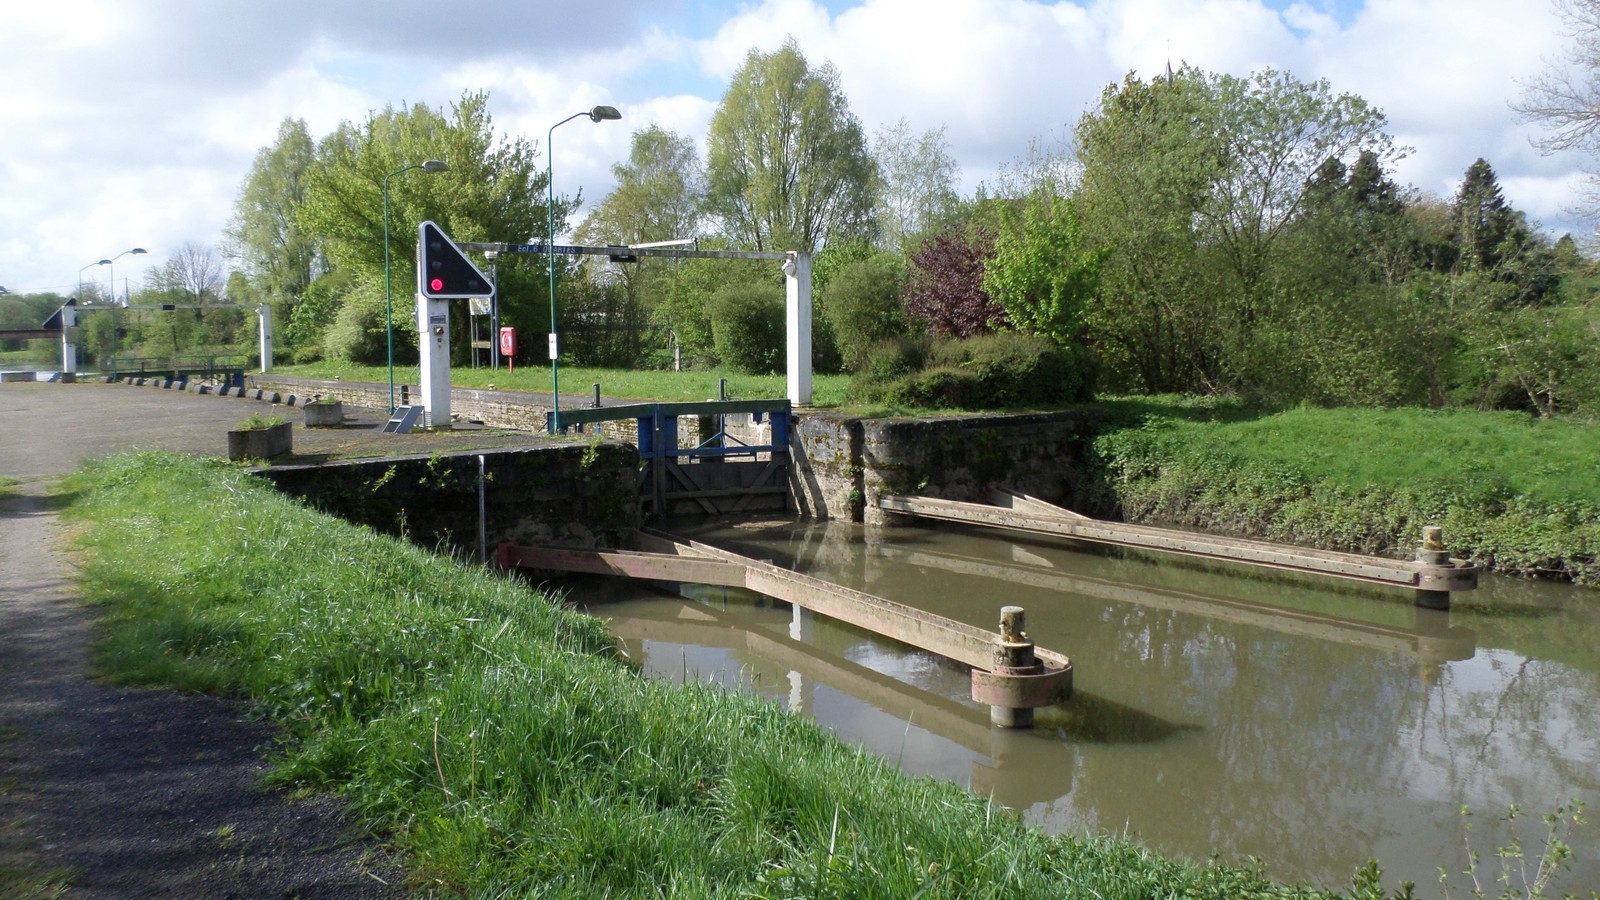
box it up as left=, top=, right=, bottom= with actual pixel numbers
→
left=0, top=382, right=434, bottom=897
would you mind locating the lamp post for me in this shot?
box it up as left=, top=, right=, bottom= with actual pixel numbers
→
left=75, top=259, right=109, bottom=371
left=78, top=259, right=111, bottom=301
left=106, top=248, right=146, bottom=368
left=106, top=247, right=146, bottom=306
left=547, top=105, right=620, bottom=432
left=384, top=160, right=449, bottom=413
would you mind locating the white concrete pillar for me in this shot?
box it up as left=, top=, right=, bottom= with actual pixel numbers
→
left=60, top=303, right=77, bottom=374
left=417, top=293, right=451, bottom=427
left=783, top=251, right=812, bottom=406
left=256, top=304, right=273, bottom=373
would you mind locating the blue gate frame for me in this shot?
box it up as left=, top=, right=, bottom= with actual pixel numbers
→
left=549, top=399, right=792, bottom=518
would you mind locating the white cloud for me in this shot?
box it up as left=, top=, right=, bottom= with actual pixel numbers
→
left=0, top=0, right=1590, bottom=295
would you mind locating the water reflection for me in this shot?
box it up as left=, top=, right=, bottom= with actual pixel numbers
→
left=579, top=518, right=1600, bottom=894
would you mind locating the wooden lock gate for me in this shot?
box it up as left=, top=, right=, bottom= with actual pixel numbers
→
left=496, top=528, right=1072, bottom=728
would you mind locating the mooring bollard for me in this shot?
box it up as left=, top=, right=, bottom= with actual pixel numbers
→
left=1414, top=525, right=1477, bottom=610
left=992, top=606, right=1042, bottom=728
left=969, top=605, right=1072, bottom=729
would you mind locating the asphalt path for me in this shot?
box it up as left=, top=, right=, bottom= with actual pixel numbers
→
left=0, top=381, right=431, bottom=897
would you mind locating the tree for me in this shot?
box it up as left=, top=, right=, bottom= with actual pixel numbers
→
left=297, top=92, right=554, bottom=364
left=577, top=126, right=706, bottom=361
left=1517, top=0, right=1600, bottom=215
left=705, top=40, right=877, bottom=252
left=151, top=242, right=225, bottom=306
left=1454, top=158, right=1515, bottom=272
left=1073, top=65, right=1399, bottom=393
left=228, top=118, right=320, bottom=355
left=903, top=224, right=1002, bottom=338
left=580, top=125, right=704, bottom=246
left=1073, top=68, right=1227, bottom=391
left=821, top=253, right=905, bottom=369
left=141, top=243, right=231, bottom=358
left=1198, top=68, right=1398, bottom=322
left=982, top=191, right=1106, bottom=346
left=872, top=119, right=961, bottom=252
left=1452, top=158, right=1557, bottom=303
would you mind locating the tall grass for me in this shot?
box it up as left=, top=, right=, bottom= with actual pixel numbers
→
left=1092, top=405, right=1600, bottom=583
left=65, top=451, right=1331, bottom=897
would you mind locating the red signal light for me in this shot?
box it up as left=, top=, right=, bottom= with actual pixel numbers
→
left=431, top=277, right=444, bottom=292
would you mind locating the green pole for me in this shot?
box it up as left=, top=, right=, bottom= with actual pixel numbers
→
left=547, top=105, right=620, bottom=434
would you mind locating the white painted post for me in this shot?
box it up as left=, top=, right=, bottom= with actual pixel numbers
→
left=256, top=304, right=273, bottom=373
left=60, top=302, right=77, bottom=375
left=417, top=293, right=452, bottom=427
left=783, top=251, right=812, bottom=406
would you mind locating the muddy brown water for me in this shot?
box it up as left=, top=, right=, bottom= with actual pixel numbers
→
left=579, top=518, right=1600, bottom=896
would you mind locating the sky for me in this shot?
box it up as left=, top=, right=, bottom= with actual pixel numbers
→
left=0, top=0, right=1587, bottom=299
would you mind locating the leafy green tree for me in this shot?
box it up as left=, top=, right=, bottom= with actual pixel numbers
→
left=1074, top=65, right=1398, bottom=394
left=871, top=119, right=961, bottom=252
left=1074, top=68, right=1226, bottom=391
left=228, top=118, right=321, bottom=355
left=982, top=192, right=1106, bottom=346
left=578, top=125, right=706, bottom=362
left=140, top=242, right=233, bottom=359
left=580, top=125, right=704, bottom=246
left=653, top=246, right=748, bottom=366
left=298, top=92, right=554, bottom=364
left=706, top=40, right=877, bottom=252
left=1453, top=158, right=1516, bottom=273
left=709, top=281, right=785, bottom=374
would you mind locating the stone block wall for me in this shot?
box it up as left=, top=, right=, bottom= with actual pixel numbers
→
left=260, top=442, right=641, bottom=554
left=789, top=410, right=1100, bottom=525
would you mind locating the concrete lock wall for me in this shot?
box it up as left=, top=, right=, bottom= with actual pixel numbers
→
left=253, top=377, right=1100, bottom=528
left=260, top=443, right=641, bottom=553
left=789, top=410, right=1102, bottom=525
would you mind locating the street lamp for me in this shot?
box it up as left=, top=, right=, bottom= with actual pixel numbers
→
left=384, top=159, right=449, bottom=412
left=107, top=247, right=147, bottom=306
left=105, top=248, right=146, bottom=369
left=547, top=104, right=621, bottom=432
left=78, top=259, right=111, bottom=301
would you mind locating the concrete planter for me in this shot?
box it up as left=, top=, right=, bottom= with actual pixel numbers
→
left=303, top=399, right=344, bottom=428
left=227, top=421, right=292, bottom=461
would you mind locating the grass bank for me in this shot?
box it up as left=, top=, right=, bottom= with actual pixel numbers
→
left=63, top=451, right=1342, bottom=897
left=1089, top=399, right=1600, bottom=585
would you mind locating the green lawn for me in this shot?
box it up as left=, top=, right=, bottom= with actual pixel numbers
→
left=1091, top=402, right=1600, bottom=583
left=275, top=361, right=854, bottom=407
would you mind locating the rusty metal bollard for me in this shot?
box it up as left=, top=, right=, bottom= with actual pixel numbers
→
left=969, top=606, right=1070, bottom=728
left=1414, top=525, right=1478, bottom=610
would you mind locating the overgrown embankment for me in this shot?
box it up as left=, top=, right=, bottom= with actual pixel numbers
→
left=64, top=451, right=1336, bottom=897
left=1086, top=400, right=1600, bottom=585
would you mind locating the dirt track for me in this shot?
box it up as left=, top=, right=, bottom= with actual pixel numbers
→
left=0, top=381, right=528, bottom=897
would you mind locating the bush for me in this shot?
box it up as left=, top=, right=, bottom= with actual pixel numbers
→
left=821, top=254, right=906, bottom=370
left=709, top=282, right=785, bottom=375
left=849, top=332, right=1093, bottom=409
left=320, top=277, right=400, bottom=366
